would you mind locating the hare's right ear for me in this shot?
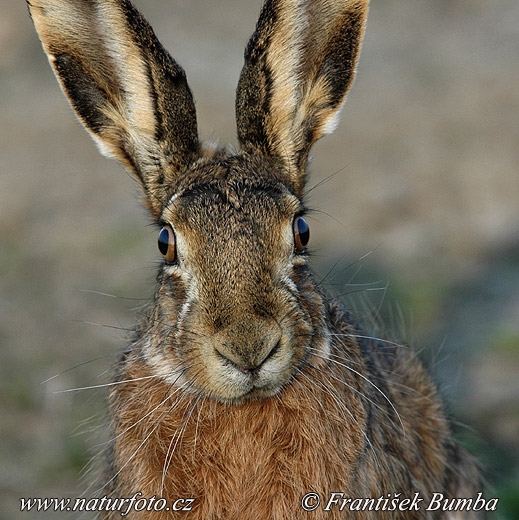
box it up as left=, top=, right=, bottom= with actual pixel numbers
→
left=28, top=0, right=200, bottom=218
left=236, top=0, right=369, bottom=197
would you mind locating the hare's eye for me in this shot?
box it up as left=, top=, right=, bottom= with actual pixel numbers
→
left=293, top=216, right=310, bottom=254
left=158, top=225, right=177, bottom=264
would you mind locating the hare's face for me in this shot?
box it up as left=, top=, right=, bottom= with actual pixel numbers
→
left=145, top=155, right=330, bottom=403
left=29, top=0, right=368, bottom=402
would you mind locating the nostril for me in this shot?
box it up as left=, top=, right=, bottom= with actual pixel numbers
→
left=251, top=337, right=281, bottom=372
left=216, top=350, right=253, bottom=375
left=215, top=337, right=282, bottom=375
left=263, top=339, right=281, bottom=364
left=214, top=348, right=250, bottom=374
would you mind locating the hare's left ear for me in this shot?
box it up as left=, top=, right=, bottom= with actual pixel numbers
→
left=236, top=0, right=369, bottom=197
left=28, top=0, right=200, bottom=218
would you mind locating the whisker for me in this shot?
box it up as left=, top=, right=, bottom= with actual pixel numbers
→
left=289, top=371, right=334, bottom=429
left=297, top=367, right=381, bottom=470
left=304, top=162, right=351, bottom=197
left=192, top=395, right=207, bottom=464
left=308, top=346, right=418, bottom=394
left=54, top=369, right=186, bottom=393
left=97, top=372, right=190, bottom=448
left=72, top=319, right=134, bottom=333
left=160, top=392, right=202, bottom=493
left=306, top=360, right=402, bottom=432
left=329, top=333, right=408, bottom=350
left=79, top=289, right=153, bottom=302
left=310, top=351, right=406, bottom=436
left=96, top=381, right=196, bottom=494
left=329, top=285, right=388, bottom=300
left=321, top=245, right=382, bottom=290
left=320, top=280, right=385, bottom=288
left=317, top=250, right=352, bottom=288
left=40, top=355, right=115, bottom=386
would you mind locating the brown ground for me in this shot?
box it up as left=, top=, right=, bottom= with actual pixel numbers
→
left=2, top=0, right=518, bottom=518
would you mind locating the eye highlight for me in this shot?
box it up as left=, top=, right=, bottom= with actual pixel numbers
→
left=293, top=216, right=310, bottom=254
left=158, top=225, right=177, bottom=264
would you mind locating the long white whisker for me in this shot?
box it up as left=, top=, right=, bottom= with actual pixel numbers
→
left=192, top=395, right=206, bottom=464
left=97, top=382, right=195, bottom=494
left=312, top=347, right=418, bottom=395
left=97, top=376, right=190, bottom=448
left=311, top=351, right=406, bottom=436
left=307, top=344, right=364, bottom=368
left=306, top=360, right=400, bottom=431
left=40, top=355, right=115, bottom=385
left=328, top=333, right=407, bottom=349
left=54, top=370, right=185, bottom=393
left=160, top=393, right=202, bottom=494
left=297, top=367, right=381, bottom=470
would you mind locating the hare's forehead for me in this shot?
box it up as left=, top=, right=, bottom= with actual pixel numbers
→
left=162, top=184, right=302, bottom=234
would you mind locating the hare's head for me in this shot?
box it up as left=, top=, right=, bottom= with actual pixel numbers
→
left=29, top=0, right=368, bottom=402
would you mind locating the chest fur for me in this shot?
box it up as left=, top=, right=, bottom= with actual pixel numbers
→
left=108, top=361, right=367, bottom=519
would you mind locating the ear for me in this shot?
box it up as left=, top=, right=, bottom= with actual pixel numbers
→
left=236, top=0, right=369, bottom=197
left=28, top=0, right=200, bottom=218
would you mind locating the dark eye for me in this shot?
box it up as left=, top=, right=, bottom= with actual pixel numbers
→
left=293, top=216, right=310, bottom=254
left=158, top=225, right=177, bottom=264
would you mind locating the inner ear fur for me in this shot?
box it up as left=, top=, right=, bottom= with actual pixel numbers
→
left=236, top=0, right=369, bottom=197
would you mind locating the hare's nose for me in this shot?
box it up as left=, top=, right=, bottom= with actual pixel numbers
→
left=215, top=333, right=282, bottom=375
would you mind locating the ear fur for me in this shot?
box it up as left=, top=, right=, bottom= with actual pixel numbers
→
left=236, top=0, right=369, bottom=196
left=28, top=0, right=200, bottom=218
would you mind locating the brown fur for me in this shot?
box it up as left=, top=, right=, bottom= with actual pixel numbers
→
left=104, top=298, right=481, bottom=519
left=28, top=1, right=484, bottom=518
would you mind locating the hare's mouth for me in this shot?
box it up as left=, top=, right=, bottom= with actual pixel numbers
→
left=211, top=350, right=291, bottom=402
left=209, top=331, right=331, bottom=403
left=188, top=334, right=299, bottom=403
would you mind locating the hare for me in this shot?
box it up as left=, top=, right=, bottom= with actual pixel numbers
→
left=28, top=0, right=486, bottom=518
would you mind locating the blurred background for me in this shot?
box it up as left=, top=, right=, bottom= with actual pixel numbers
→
left=2, top=0, right=518, bottom=518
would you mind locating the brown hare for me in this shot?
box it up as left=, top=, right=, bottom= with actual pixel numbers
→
left=28, top=0, right=487, bottom=518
